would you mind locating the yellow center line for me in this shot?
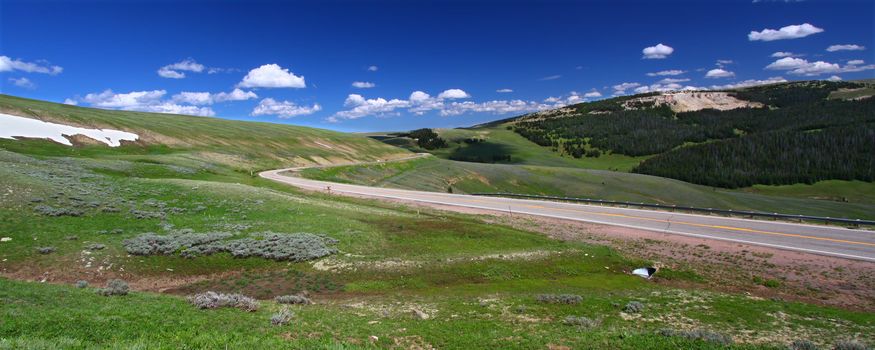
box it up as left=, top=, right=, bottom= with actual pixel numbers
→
left=439, top=196, right=875, bottom=248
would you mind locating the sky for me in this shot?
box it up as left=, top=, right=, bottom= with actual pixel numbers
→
left=1, top=0, right=873, bottom=132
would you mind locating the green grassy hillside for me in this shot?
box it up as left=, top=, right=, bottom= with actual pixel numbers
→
left=301, top=156, right=875, bottom=220
left=368, top=126, right=646, bottom=171
left=0, top=94, right=409, bottom=172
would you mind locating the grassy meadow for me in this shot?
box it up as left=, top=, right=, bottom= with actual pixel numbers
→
left=1, top=96, right=873, bottom=349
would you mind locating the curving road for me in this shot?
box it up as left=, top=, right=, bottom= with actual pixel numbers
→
left=261, top=161, right=875, bottom=262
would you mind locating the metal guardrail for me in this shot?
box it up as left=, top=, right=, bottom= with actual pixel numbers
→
left=470, top=192, right=875, bottom=226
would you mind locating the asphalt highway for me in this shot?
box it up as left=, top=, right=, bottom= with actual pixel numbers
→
left=261, top=166, right=875, bottom=262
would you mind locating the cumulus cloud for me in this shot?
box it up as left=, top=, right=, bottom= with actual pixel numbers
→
left=171, top=88, right=257, bottom=105
left=437, top=88, right=470, bottom=99
left=251, top=98, right=321, bottom=118
left=0, top=56, right=62, bottom=75
left=826, top=75, right=842, bottom=82
left=765, top=57, right=875, bottom=76
left=646, top=69, right=685, bottom=76
left=707, top=77, right=787, bottom=90
left=658, top=78, right=690, bottom=84
left=8, top=77, right=35, bottom=89
left=612, top=82, right=641, bottom=95
left=705, top=68, right=735, bottom=79
left=331, top=88, right=587, bottom=122
left=642, top=43, right=674, bottom=59
left=826, top=44, right=865, bottom=52
left=352, top=81, right=376, bottom=88
left=63, top=98, right=78, bottom=105
left=79, top=89, right=215, bottom=116
left=496, top=88, right=513, bottom=93
left=584, top=90, right=602, bottom=98
left=771, top=51, right=797, bottom=58
left=367, top=65, right=378, bottom=71
left=748, top=23, right=823, bottom=41
left=157, top=59, right=205, bottom=79
left=238, top=64, right=306, bottom=88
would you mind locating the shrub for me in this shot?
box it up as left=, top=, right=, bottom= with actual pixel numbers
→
left=789, top=340, right=819, bottom=350
left=623, top=301, right=644, bottom=313
left=536, top=294, right=582, bottom=305
left=563, top=316, right=599, bottom=328
left=834, top=340, right=870, bottom=350
left=33, top=205, right=84, bottom=217
left=96, top=279, right=129, bottom=296
left=271, top=307, right=294, bottom=326
left=75, top=280, right=89, bottom=288
left=658, top=328, right=733, bottom=345
left=188, top=291, right=259, bottom=312
left=36, top=247, right=56, bottom=254
left=86, top=243, right=106, bottom=250
left=274, top=295, right=312, bottom=305
left=123, top=232, right=338, bottom=262
left=65, top=236, right=79, bottom=241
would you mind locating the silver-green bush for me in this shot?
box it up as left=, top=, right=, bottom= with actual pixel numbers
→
left=834, top=340, right=870, bottom=350
left=123, top=232, right=338, bottom=262
left=789, top=340, right=819, bottom=350
left=563, top=316, right=599, bottom=328
left=75, top=280, right=89, bottom=288
left=36, top=247, right=56, bottom=254
left=188, top=291, right=259, bottom=312
left=96, top=279, right=129, bottom=296
left=658, top=328, right=733, bottom=345
left=623, top=301, right=644, bottom=313
left=271, top=307, right=294, bottom=326
left=536, top=294, right=583, bottom=304
left=274, top=295, right=312, bottom=305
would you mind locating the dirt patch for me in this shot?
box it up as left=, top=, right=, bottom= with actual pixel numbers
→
left=314, top=192, right=875, bottom=311
left=624, top=91, right=764, bottom=112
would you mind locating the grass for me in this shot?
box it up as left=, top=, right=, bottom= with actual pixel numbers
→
left=2, top=96, right=874, bottom=348
left=0, top=93, right=408, bottom=172
left=300, top=156, right=875, bottom=220
left=371, top=125, right=646, bottom=171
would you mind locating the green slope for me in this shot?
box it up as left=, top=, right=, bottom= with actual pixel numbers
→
left=0, top=94, right=409, bottom=171
left=301, top=156, right=875, bottom=220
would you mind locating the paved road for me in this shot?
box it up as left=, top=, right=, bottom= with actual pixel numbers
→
left=261, top=166, right=875, bottom=262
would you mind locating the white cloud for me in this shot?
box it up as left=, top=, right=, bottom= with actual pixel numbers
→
left=646, top=69, right=685, bottom=76
left=613, top=82, right=641, bottom=95
left=539, top=75, right=562, bottom=81
left=826, top=75, right=842, bottom=82
left=367, top=65, right=378, bottom=71
left=437, top=88, right=470, bottom=99
left=716, top=59, right=734, bottom=68
left=658, top=78, right=690, bottom=84
left=334, top=94, right=411, bottom=120
left=496, top=88, right=513, bottom=93
left=771, top=51, right=797, bottom=58
left=80, top=89, right=215, bottom=116
left=157, top=59, right=205, bottom=79
left=214, top=88, right=258, bottom=103
left=0, top=56, right=62, bottom=75
left=707, top=77, right=787, bottom=90
left=8, top=77, right=35, bottom=89
left=765, top=57, right=875, bottom=76
left=748, top=23, right=823, bottom=41
left=642, top=43, right=674, bottom=59
left=826, top=44, right=865, bottom=52
left=251, top=98, right=321, bottom=118
left=63, top=98, right=78, bottom=105
left=765, top=57, right=809, bottom=70
left=705, top=68, right=735, bottom=79
left=238, top=64, right=306, bottom=88
left=171, top=88, right=257, bottom=105
left=352, top=81, right=376, bottom=88
left=441, top=100, right=553, bottom=117
left=584, top=90, right=602, bottom=98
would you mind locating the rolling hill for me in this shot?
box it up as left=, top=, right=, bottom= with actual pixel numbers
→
left=0, top=94, right=409, bottom=172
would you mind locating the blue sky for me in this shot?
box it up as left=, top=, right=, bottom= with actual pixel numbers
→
left=1, top=0, right=873, bottom=132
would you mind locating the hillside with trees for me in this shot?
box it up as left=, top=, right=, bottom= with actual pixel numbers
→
left=508, top=81, right=875, bottom=188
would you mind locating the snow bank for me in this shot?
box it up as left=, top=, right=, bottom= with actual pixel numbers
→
left=0, top=113, right=138, bottom=147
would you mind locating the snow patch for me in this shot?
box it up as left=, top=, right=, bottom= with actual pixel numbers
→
left=0, top=113, right=138, bottom=147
